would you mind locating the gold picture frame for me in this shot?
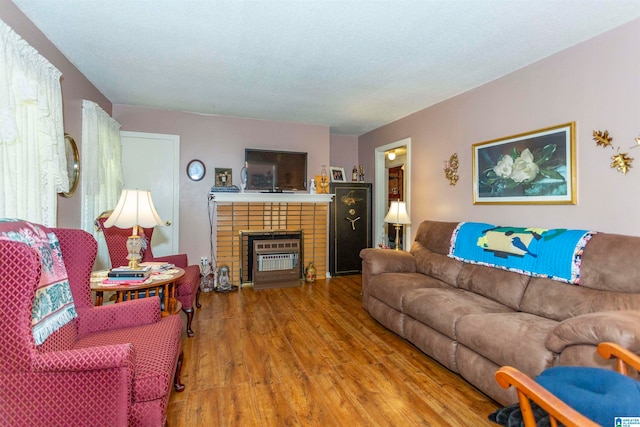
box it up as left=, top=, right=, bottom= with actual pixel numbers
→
left=472, top=122, right=576, bottom=205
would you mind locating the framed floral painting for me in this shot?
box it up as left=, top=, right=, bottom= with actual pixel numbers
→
left=472, top=122, right=576, bottom=204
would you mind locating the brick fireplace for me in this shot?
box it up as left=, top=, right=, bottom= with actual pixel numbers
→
left=209, top=193, right=333, bottom=287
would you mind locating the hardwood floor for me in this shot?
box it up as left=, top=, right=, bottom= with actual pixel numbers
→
left=167, top=275, right=499, bottom=426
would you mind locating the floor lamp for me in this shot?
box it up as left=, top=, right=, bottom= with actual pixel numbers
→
left=104, top=189, right=164, bottom=269
left=384, top=201, right=411, bottom=250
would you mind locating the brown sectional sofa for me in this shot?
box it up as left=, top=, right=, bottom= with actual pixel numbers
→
left=360, top=220, right=640, bottom=404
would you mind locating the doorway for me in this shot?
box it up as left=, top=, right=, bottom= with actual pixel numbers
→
left=374, top=138, right=411, bottom=250
left=120, top=131, right=180, bottom=257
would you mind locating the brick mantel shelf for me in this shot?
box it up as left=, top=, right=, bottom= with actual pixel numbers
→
left=208, top=192, right=334, bottom=203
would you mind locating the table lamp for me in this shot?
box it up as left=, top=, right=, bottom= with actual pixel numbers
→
left=384, top=201, right=411, bottom=250
left=104, top=189, right=164, bottom=269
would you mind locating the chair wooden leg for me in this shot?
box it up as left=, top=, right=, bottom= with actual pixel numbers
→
left=195, top=286, right=202, bottom=309
left=174, top=350, right=185, bottom=392
left=183, top=307, right=194, bottom=337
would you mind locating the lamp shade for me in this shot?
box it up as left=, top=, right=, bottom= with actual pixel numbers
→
left=104, top=189, right=164, bottom=228
left=384, top=201, right=411, bottom=225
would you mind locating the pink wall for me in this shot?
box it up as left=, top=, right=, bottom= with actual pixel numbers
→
left=330, top=134, right=359, bottom=175
left=359, top=18, right=640, bottom=239
left=113, top=105, right=330, bottom=263
left=0, top=0, right=112, bottom=228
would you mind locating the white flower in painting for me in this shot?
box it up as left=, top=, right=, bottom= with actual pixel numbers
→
left=509, top=148, right=539, bottom=183
left=493, top=155, right=513, bottom=178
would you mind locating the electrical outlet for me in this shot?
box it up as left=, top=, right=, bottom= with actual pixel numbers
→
left=200, top=256, right=208, bottom=266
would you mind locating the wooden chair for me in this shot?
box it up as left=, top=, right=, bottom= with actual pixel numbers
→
left=494, top=342, right=640, bottom=427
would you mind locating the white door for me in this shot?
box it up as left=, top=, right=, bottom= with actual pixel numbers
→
left=120, top=131, right=180, bottom=257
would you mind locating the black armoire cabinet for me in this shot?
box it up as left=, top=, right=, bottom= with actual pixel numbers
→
left=329, top=182, right=372, bottom=276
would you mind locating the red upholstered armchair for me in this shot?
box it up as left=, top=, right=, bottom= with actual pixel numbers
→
left=96, top=212, right=201, bottom=336
left=0, top=226, right=184, bottom=426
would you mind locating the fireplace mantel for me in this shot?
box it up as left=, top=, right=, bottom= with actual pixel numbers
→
left=208, top=192, right=334, bottom=203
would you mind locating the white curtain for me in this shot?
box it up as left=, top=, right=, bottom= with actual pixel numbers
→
left=0, top=19, right=65, bottom=226
left=81, top=100, right=123, bottom=269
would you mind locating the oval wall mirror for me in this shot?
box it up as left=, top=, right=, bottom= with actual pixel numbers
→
left=59, top=133, right=80, bottom=198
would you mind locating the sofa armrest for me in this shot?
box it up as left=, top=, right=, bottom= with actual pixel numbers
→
left=360, top=248, right=416, bottom=275
left=77, top=297, right=161, bottom=337
left=546, top=310, right=640, bottom=354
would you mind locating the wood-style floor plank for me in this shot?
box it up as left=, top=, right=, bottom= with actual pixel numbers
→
left=168, top=275, right=499, bottom=426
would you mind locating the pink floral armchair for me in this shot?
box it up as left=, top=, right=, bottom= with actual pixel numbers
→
left=0, top=225, right=184, bottom=426
left=96, top=213, right=202, bottom=337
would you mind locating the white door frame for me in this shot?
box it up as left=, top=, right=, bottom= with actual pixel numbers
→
left=374, top=138, right=411, bottom=250
left=120, top=131, right=180, bottom=255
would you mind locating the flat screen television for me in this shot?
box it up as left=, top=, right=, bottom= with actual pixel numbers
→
left=245, top=149, right=307, bottom=191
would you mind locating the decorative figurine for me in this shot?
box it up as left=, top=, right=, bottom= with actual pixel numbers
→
left=305, top=261, right=317, bottom=283
left=240, top=161, right=248, bottom=192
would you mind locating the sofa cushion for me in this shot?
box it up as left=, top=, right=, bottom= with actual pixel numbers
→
left=367, top=272, right=446, bottom=311
left=457, top=263, right=530, bottom=310
left=414, top=250, right=462, bottom=287
left=456, top=312, right=558, bottom=377
left=73, top=314, right=182, bottom=402
left=403, top=288, right=513, bottom=340
left=520, top=278, right=640, bottom=321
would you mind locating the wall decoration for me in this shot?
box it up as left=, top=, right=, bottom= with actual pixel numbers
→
left=593, top=130, right=613, bottom=148
left=215, top=168, right=232, bottom=187
left=329, top=166, right=346, bottom=182
left=593, top=129, right=635, bottom=175
left=611, top=150, right=633, bottom=175
left=443, top=153, right=459, bottom=186
left=186, top=159, right=206, bottom=181
left=58, top=134, right=80, bottom=198
left=472, top=122, right=576, bottom=205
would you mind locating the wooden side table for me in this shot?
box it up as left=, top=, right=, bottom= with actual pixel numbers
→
left=91, top=267, right=184, bottom=316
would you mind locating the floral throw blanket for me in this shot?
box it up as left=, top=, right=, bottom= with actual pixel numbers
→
left=0, top=219, right=77, bottom=345
left=449, top=222, right=596, bottom=284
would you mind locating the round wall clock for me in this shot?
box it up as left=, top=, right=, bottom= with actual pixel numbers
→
left=187, top=159, right=206, bottom=181
left=59, top=133, right=80, bottom=198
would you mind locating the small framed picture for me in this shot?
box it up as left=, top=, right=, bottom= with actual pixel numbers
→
left=215, top=168, right=232, bottom=187
left=329, top=166, right=346, bottom=182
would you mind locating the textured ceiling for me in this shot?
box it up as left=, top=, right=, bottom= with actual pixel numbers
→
left=11, top=0, right=640, bottom=135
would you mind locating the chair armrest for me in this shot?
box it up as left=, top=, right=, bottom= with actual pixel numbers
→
left=495, top=366, right=598, bottom=427
left=153, top=254, right=188, bottom=268
left=77, top=297, right=161, bottom=337
left=545, top=310, right=640, bottom=353
left=360, top=248, right=416, bottom=275
left=33, top=343, right=135, bottom=372
left=29, top=345, right=134, bottom=426
left=597, top=342, right=640, bottom=375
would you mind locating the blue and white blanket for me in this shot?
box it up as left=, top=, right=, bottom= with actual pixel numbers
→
left=448, top=222, right=596, bottom=284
